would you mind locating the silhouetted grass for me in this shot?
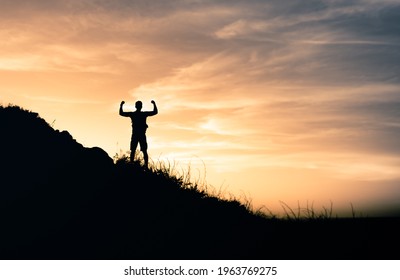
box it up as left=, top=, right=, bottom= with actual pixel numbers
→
left=112, top=148, right=368, bottom=222
left=114, top=152, right=360, bottom=222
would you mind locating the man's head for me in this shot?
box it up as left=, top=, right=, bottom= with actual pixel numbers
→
left=135, top=101, right=143, bottom=111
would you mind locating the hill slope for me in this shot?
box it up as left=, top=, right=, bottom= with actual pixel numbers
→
left=0, top=105, right=399, bottom=259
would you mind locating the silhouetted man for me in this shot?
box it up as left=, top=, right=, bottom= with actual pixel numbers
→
left=119, top=100, right=158, bottom=168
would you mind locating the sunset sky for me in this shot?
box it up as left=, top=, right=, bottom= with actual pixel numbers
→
left=2, top=0, right=400, bottom=216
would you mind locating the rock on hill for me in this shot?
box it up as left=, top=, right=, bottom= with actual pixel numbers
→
left=1, top=105, right=399, bottom=260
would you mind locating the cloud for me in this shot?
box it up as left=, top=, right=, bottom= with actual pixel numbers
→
left=214, top=19, right=269, bottom=39
left=3, top=0, right=399, bottom=83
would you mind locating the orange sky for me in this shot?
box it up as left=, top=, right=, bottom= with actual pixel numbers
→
left=2, top=0, right=400, bottom=216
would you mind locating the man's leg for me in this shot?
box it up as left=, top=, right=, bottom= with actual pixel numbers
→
left=143, top=150, right=149, bottom=168
left=130, top=136, right=139, bottom=163
left=139, top=134, right=149, bottom=168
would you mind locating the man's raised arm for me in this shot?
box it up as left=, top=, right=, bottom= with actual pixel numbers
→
left=149, top=100, right=158, bottom=116
left=119, top=101, right=130, bottom=117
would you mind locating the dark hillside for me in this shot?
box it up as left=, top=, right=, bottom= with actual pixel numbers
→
left=0, top=105, right=399, bottom=260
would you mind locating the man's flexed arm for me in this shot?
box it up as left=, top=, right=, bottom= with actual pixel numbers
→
left=149, top=100, right=158, bottom=116
left=119, top=101, right=130, bottom=117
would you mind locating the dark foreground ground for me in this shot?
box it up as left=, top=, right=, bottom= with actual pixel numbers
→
left=1, top=105, right=399, bottom=260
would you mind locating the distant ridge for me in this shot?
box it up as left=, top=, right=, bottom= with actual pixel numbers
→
left=0, top=104, right=399, bottom=260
